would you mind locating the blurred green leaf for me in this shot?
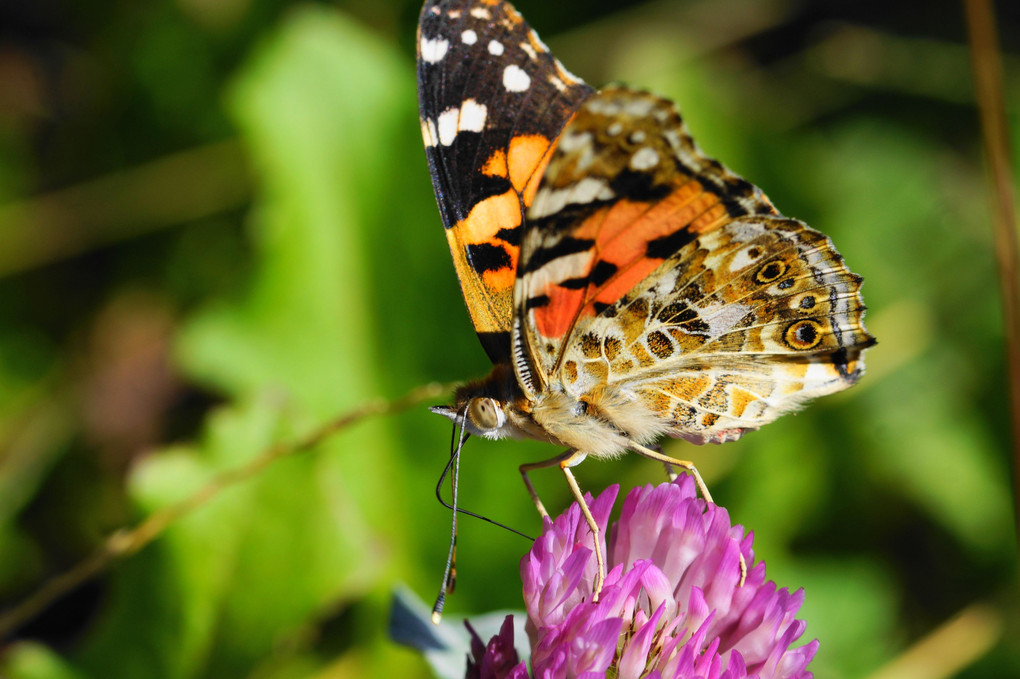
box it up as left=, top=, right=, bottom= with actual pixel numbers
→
left=790, top=121, right=1013, bottom=556
left=179, top=5, right=409, bottom=412
left=795, top=559, right=900, bottom=679
left=51, top=6, right=423, bottom=678
left=2, top=642, right=86, bottom=679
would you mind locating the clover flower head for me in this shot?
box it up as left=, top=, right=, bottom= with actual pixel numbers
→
left=491, top=476, right=819, bottom=679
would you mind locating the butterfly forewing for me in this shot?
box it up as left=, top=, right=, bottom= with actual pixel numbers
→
left=417, top=0, right=594, bottom=363
left=513, top=88, right=780, bottom=376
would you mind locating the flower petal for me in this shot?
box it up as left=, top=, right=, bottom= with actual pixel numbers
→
left=520, top=478, right=817, bottom=679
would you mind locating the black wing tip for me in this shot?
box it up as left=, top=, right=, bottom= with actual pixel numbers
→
left=830, top=338, right=876, bottom=381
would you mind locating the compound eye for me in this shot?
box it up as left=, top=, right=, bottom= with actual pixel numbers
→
left=468, top=397, right=504, bottom=431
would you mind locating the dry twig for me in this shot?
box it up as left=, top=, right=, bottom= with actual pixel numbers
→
left=963, top=0, right=1020, bottom=538
left=0, top=381, right=454, bottom=641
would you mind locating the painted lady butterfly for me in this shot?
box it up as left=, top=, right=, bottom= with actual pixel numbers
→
left=418, top=0, right=874, bottom=603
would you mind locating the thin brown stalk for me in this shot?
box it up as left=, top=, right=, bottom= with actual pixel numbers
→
left=865, top=603, right=1002, bottom=679
left=963, top=0, right=1020, bottom=540
left=0, top=381, right=454, bottom=641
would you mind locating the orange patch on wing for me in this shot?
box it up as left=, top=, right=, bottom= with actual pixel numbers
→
left=690, top=202, right=730, bottom=233
left=729, top=387, right=758, bottom=418
left=483, top=260, right=517, bottom=290
left=525, top=151, right=737, bottom=343
left=574, top=181, right=721, bottom=263
left=653, top=187, right=722, bottom=235
left=455, top=134, right=563, bottom=309
left=479, top=134, right=555, bottom=203
left=578, top=181, right=734, bottom=312
left=597, top=202, right=668, bottom=263
left=482, top=149, right=509, bottom=178
left=507, top=134, right=555, bottom=201
left=593, top=258, right=663, bottom=308
left=532, top=286, right=585, bottom=339
left=572, top=201, right=647, bottom=246
left=671, top=375, right=711, bottom=401
left=457, top=191, right=522, bottom=244
left=453, top=190, right=523, bottom=294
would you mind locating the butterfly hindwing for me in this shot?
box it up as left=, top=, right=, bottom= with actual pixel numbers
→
left=513, top=87, right=873, bottom=441
left=559, top=216, right=872, bottom=442
left=417, top=0, right=594, bottom=362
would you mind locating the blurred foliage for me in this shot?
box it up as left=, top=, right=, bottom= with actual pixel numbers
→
left=0, top=0, right=1018, bottom=677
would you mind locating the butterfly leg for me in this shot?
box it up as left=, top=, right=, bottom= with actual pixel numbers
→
left=559, top=458, right=607, bottom=600
left=629, top=441, right=713, bottom=504
left=520, top=450, right=607, bottom=601
left=519, top=449, right=576, bottom=519
left=643, top=443, right=679, bottom=482
left=629, top=441, right=747, bottom=586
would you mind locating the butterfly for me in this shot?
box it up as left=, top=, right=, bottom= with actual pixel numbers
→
left=417, top=0, right=874, bottom=609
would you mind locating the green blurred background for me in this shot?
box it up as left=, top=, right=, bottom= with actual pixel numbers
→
left=0, top=0, right=1018, bottom=676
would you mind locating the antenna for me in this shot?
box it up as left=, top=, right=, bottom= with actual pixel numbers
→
left=430, top=409, right=534, bottom=624
left=431, top=409, right=468, bottom=623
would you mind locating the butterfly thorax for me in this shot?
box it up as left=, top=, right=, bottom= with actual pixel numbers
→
left=445, top=363, right=665, bottom=459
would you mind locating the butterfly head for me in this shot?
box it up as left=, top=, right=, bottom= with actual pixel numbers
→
left=431, top=364, right=530, bottom=440
left=430, top=397, right=511, bottom=440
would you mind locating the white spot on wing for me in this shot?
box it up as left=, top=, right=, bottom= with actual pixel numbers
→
left=503, top=64, right=531, bottom=92
left=530, top=177, right=614, bottom=219
left=699, top=302, right=750, bottom=337
left=519, top=42, right=538, bottom=60
left=461, top=29, right=477, bottom=45
left=728, top=245, right=764, bottom=273
left=549, top=75, right=566, bottom=92
left=557, top=131, right=592, bottom=153
left=663, top=129, right=684, bottom=151
left=470, top=7, right=491, bottom=19
left=622, top=97, right=655, bottom=117
left=488, top=40, right=504, bottom=56
left=630, top=147, right=660, bottom=171
left=459, top=98, right=488, bottom=133
left=711, top=218, right=763, bottom=244
left=420, top=36, right=449, bottom=63
left=435, top=100, right=488, bottom=146
left=584, top=97, right=622, bottom=116
left=556, top=132, right=596, bottom=171
left=803, top=360, right=840, bottom=388
left=437, top=107, right=459, bottom=146
left=526, top=250, right=593, bottom=290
